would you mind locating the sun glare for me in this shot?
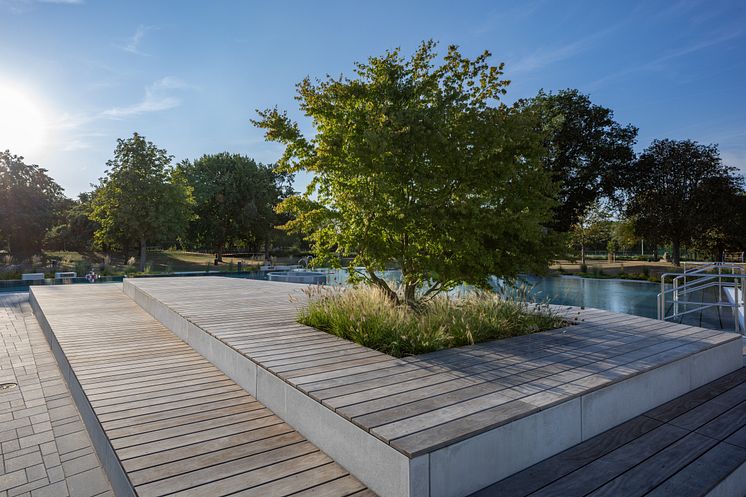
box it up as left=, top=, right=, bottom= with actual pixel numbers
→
left=0, top=82, right=47, bottom=156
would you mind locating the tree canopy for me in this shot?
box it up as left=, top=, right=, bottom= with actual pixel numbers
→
left=45, top=192, right=98, bottom=253
left=90, top=133, right=193, bottom=271
left=254, top=41, right=560, bottom=306
left=0, top=150, right=64, bottom=258
left=528, top=89, right=638, bottom=232
left=177, top=153, right=290, bottom=258
left=623, top=139, right=743, bottom=265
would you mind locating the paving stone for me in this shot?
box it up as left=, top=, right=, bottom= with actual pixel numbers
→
left=46, top=466, right=64, bottom=484
left=54, top=433, right=89, bottom=457
left=51, top=421, right=84, bottom=439
left=31, top=481, right=68, bottom=497
left=4, top=451, right=42, bottom=473
left=17, top=431, right=54, bottom=449
left=60, top=454, right=99, bottom=477
left=65, top=468, right=108, bottom=497
left=40, top=453, right=60, bottom=469
left=58, top=448, right=92, bottom=464
left=24, top=464, right=47, bottom=484
left=7, top=477, right=48, bottom=497
left=0, top=469, right=26, bottom=492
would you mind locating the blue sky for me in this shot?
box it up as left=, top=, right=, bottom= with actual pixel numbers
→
left=0, top=0, right=744, bottom=196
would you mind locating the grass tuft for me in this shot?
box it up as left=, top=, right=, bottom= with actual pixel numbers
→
left=297, top=286, right=565, bottom=357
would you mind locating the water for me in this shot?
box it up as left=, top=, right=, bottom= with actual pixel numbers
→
left=523, top=275, right=734, bottom=331
left=2, top=268, right=734, bottom=331
left=523, top=275, right=660, bottom=318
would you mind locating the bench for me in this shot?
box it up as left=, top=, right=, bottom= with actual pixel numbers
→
left=21, top=273, right=45, bottom=281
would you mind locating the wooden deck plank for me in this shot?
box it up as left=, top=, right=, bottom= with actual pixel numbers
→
left=30, top=284, right=369, bottom=497
left=126, top=276, right=742, bottom=459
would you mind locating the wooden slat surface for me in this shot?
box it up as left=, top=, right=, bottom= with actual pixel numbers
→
left=472, top=366, right=746, bottom=497
left=31, top=284, right=369, bottom=497
left=127, top=276, right=741, bottom=457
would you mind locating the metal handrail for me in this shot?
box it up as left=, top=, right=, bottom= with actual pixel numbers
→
left=657, top=262, right=745, bottom=334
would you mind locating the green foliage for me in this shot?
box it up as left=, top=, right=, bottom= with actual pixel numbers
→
left=44, top=192, right=98, bottom=252
left=0, top=150, right=65, bottom=258
left=255, top=41, right=560, bottom=306
left=298, top=286, right=564, bottom=357
left=526, top=89, right=637, bottom=232
left=90, top=133, right=194, bottom=271
left=568, top=203, right=613, bottom=261
left=177, top=153, right=290, bottom=256
left=623, top=139, right=744, bottom=265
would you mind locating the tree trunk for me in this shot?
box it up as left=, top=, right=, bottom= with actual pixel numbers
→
left=264, top=238, right=270, bottom=263
left=580, top=242, right=586, bottom=265
left=672, top=239, right=681, bottom=266
left=367, top=268, right=399, bottom=305
left=404, top=283, right=417, bottom=309
left=139, top=238, right=147, bottom=272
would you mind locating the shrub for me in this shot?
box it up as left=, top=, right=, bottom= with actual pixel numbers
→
left=297, top=286, right=564, bottom=357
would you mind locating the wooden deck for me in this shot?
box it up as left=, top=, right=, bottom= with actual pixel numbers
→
left=125, top=277, right=741, bottom=457
left=473, top=366, right=746, bottom=496
left=29, top=284, right=371, bottom=497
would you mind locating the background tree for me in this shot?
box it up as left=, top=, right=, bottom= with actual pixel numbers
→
left=567, top=203, right=613, bottom=264
left=0, top=150, right=64, bottom=258
left=90, top=133, right=193, bottom=271
left=45, top=192, right=98, bottom=252
left=255, top=41, right=560, bottom=307
left=528, top=89, right=637, bottom=232
left=623, top=139, right=742, bottom=265
left=178, top=153, right=290, bottom=261
left=688, top=180, right=746, bottom=261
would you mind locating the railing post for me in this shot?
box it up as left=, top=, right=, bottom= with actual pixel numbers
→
left=673, top=278, right=679, bottom=317
left=736, top=278, right=741, bottom=335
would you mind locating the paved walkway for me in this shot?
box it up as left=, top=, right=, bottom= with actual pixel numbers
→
left=0, top=293, right=112, bottom=497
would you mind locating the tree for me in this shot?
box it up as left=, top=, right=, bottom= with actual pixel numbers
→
left=178, top=153, right=290, bottom=261
left=90, top=133, right=193, bottom=271
left=623, top=139, right=742, bottom=265
left=567, top=203, right=613, bottom=264
left=528, top=89, right=638, bottom=232
left=689, top=181, right=746, bottom=261
left=254, top=41, right=560, bottom=307
left=0, top=150, right=64, bottom=258
left=44, top=192, right=99, bottom=252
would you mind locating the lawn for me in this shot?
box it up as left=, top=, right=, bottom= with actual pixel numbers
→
left=35, top=250, right=264, bottom=276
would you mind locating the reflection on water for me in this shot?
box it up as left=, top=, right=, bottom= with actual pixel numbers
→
left=523, top=275, right=660, bottom=318
left=241, top=269, right=735, bottom=331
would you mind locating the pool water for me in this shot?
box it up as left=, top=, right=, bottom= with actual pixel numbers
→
left=523, top=275, right=660, bottom=318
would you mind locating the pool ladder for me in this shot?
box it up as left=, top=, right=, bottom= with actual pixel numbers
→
left=657, top=262, right=745, bottom=335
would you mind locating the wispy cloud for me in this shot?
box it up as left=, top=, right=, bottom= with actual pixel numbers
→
left=586, top=27, right=744, bottom=90
left=101, top=77, right=189, bottom=118
left=507, top=24, right=622, bottom=75
left=472, top=0, right=547, bottom=36
left=1, top=0, right=82, bottom=12
left=119, top=24, right=153, bottom=55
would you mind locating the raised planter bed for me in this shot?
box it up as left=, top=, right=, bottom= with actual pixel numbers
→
left=123, top=276, right=743, bottom=497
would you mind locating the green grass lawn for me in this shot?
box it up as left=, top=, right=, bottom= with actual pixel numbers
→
left=36, top=250, right=263, bottom=276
